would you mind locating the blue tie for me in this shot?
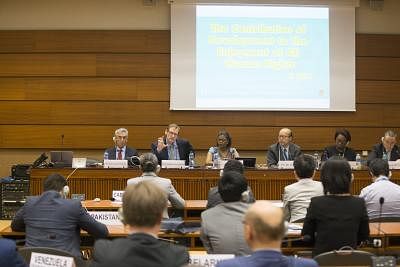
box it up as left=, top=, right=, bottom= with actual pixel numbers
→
left=283, top=148, right=288, bottom=160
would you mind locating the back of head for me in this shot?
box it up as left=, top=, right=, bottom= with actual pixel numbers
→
left=245, top=201, right=285, bottom=243
left=369, top=158, right=389, bottom=177
left=218, top=171, right=247, bottom=202
left=223, top=160, right=244, bottom=174
left=293, top=154, right=316, bottom=179
left=122, top=181, right=167, bottom=227
left=140, top=153, right=158, bottom=173
left=320, top=158, right=352, bottom=194
left=43, top=173, right=67, bottom=192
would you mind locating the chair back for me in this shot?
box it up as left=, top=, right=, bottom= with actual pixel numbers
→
left=18, top=247, right=88, bottom=267
left=314, top=246, right=375, bottom=266
left=369, top=216, right=400, bottom=222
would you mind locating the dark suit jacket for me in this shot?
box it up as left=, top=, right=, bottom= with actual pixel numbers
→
left=367, top=143, right=400, bottom=165
left=301, top=195, right=370, bottom=257
left=151, top=138, right=194, bottom=165
left=105, top=146, right=138, bottom=160
left=266, top=143, right=302, bottom=168
left=321, top=145, right=357, bottom=161
left=206, top=186, right=255, bottom=209
left=11, top=190, right=109, bottom=258
left=90, top=233, right=189, bottom=267
left=0, top=239, right=27, bottom=267
left=216, top=250, right=318, bottom=267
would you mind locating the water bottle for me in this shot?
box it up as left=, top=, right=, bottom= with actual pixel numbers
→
left=355, top=153, right=361, bottom=170
left=188, top=151, right=195, bottom=169
left=103, top=151, right=109, bottom=161
left=212, top=152, right=219, bottom=169
left=313, top=152, right=320, bottom=170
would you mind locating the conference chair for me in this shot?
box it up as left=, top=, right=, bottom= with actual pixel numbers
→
left=313, top=246, right=375, bottom=266
left=18, top=247, right=89, bottom=267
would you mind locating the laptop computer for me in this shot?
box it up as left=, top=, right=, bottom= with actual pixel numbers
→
left=50, top=151, right=73, bottom=168
left=235, top=157, right=256, bottom=168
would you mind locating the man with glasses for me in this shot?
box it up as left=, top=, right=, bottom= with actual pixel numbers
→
left=367, top=130, right=400, bottom=166
left=151, top=123, right=194, bottom=165
left=266, top=128, right=302, bottom=168
left=105, top=128, right=138, bottom=160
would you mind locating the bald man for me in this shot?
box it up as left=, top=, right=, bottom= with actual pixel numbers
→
left=267, top=128, right=302, bottom=168
left=217, top=201, right=318, bottom=267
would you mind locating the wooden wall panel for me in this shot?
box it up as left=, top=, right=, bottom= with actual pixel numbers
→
left=0, top=30, right=170, bottom=53
left=1, top=101, right=400, bottom=127
left=0, top=78, right=169, bottom=101
left=0, top=31, right=398, bottom=154
left=357, top=80, right=400, bottom=104
left=356, top=34, right=400, bottom=57
left=0, top=125, right=397, bottom=150
left=357, top=57, right=400, bottom=80
left=0, top=54, right=169, bottom=77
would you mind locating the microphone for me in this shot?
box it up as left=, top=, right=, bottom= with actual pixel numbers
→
left=281, top=235, right=311, bottom=243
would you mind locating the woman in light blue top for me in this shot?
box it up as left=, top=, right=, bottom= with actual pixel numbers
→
left=206, top=130, right=239, bottom=165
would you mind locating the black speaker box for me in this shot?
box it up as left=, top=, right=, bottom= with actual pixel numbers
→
left=11, top=164, right=31, bottom=179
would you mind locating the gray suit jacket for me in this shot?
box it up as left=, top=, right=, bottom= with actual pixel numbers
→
left=127, top=172, right=185, bottom=218
left=266, top=143, right=302, bottom=168
left=11, top=191, right=109, bottom=258
left=200, top=201, right=251, bottom=256
left=283, top=179, right=324, bottom=222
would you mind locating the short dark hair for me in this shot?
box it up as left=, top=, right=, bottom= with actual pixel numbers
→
left=320, top=158, right=352, bottom=194
left=293, top=154, right=316, bottom=179
left=334, top=128, right=351, bottom=142
left=218, top=171, right=248, bottom=202
left=215, top=130, right=232, bottom=148
left=122, top=181, right=167, bottom=227
left=369, top=158, right=389, bottom=177
left=223, top=160, right=244, bottom=174
left=140, top=153, right=158, bottom=172
left=43, top=173, right=67, bottom=192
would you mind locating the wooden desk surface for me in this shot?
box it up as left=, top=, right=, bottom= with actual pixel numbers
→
left=82, top=200, right=207, bottom=211
left=372, top=222, right=400, bottom=236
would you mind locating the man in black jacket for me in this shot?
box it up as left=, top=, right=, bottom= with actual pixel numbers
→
left=368, top=130, right=400, bottom=165
left=90, top=181, right=189, bottom=267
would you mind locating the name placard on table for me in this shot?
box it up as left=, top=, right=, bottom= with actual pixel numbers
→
left=30, top=252, right=75, bottom=267
left=189, top=254, right=234, bottom=266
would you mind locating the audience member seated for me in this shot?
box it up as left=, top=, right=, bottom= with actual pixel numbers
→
left=206, top=159, right=255, bottom=209
left=90, top=181, right=189, bottom=267
left=267, top=128, right=302, bottom=168
left=11, top=173, right=109, bottom=258
left=205, top=130, right=240, bottom=165
left=301, top=158, right=369, bottom=256
left=216, top=201, right=318, bottom=267
left=283, top=154, right=323, bottom=222
left=127, top=153, right=185, bottom=218
left=151, top=123, right=194, bottom=165
left=201, top=171, right=252, bottom=256
left=367, top=130, right=400, bottom=165
left=0, top=238, right=27, bottom=267
left=360, top=158, right=400, bottom=220
left=321, top=128, right=356, bottom=161
left=104, top=127, right=138, bottom=160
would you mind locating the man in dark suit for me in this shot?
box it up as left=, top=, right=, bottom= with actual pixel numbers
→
left=368, top=130, right=400, bottom=165
left=105, top=128, right=138, bottom=160
left=11, top=173, right=109, bottom=258
left=267, top=128, right=302, bottom=168
left=151, top=123, right=194, bottom=165
left=90, top=181, right=189, bottom=267
left=0, top=238, right=27, bottom=267
left=206, top=159, right=255, bottom=209
left=216, top=201, right=318, bottom=267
